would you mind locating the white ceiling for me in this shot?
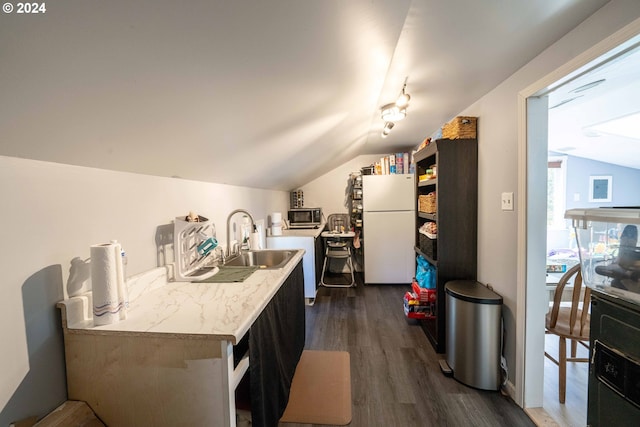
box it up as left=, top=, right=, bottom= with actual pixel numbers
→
left=0, top=0, right=611, bottom=190
left=548, top=37, right=640, bottom=169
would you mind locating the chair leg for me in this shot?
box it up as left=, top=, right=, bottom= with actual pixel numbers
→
left=559, top=336, right=567, bottom=404
left=571, top=339, right=577, bottom=358
left=347, top=253, right=355, bottom=287
left=320, top=253, right=330, bottom=286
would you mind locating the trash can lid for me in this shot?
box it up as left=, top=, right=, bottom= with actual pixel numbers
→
left=445, top=280, right=503, bottom=305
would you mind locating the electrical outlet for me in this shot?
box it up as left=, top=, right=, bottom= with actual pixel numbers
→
left=501, top=192, right=514, bottom=211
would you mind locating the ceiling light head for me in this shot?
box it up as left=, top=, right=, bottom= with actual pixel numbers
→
left=396, top=85, right=411, bottom=108
left=381, top=103, right=406, bottom=122
left=381, top=121, right=394, bottom=138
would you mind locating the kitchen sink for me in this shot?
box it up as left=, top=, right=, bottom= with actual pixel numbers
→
left=225, top=250, right=295, bottom=269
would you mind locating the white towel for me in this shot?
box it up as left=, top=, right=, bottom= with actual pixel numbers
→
left=91, top=241, right=128, bottom=326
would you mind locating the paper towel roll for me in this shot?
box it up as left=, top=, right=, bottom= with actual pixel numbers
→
left=272, top=212, right=282, bottom=225
left=271, top=225, right=282, bottom=236
left=250, top=230, right=262, bottom=250
left=91, top=241, right=128, bottom=326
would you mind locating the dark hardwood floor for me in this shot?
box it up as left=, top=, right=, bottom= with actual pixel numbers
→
left=280, top=274, right=535, bottom=427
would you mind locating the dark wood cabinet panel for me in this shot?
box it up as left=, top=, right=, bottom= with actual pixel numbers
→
left=414, top=138, right=478, bottom=353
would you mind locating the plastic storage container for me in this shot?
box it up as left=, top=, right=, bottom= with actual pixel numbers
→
left=445, top=280, right=503, bottom=391
left=565, top=208, right=640, bottom=305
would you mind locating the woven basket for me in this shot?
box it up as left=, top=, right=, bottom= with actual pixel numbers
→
left=419, top=233, right=437, bottom=260
left=442, top=116, right=477, bottom=139
left=418, top=192, right=436, bottom=213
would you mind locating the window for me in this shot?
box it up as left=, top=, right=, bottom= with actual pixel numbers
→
left=547, top=156, right=567, bottom=229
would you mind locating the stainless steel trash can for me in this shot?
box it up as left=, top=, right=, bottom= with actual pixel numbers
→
left=445, top=280, right=503, bottom=390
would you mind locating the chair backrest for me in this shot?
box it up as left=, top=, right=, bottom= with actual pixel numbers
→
left=326, top=213, right=350, bottom=232
left=547, top=263, right=591, bottom=337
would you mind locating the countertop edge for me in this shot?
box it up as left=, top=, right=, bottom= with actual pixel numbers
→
left=57, top=250, right=305, bottom=344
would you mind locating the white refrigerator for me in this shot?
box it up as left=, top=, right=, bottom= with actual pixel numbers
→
left=363, top=174, right=415, bottom=284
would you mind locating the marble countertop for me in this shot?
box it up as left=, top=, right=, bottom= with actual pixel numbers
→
left=57, top=249, right=305, bottom=344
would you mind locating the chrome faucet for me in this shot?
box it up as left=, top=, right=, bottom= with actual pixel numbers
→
left=226, top=209, right=255, bottom=258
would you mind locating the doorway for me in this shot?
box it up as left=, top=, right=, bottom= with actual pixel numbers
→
left=519, top=20, right=640, bottom=427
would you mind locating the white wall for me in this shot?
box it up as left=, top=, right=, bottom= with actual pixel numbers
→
left=564, top=156, right=640, bottom=209
left=301, top=154, right=383, bottom=217
left=450, top=0, right=640, bottom=400
left=0, top=155, right=287, bottom=424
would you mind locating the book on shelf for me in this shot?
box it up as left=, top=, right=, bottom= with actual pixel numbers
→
left=372, top=152, right=413, bottom=175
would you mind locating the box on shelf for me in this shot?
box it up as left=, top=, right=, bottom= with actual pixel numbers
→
left=403, top=291, right=436, bottom=320
left=565, top=208, right=640, bottom=305
left=361, top=165, right=374, bottom=175
left=418, top=193, right=436, bottom=213
left=419, top=232, right=437, bottom=260
left=412, top=280, right=436, bottom=303
left=442, top=116, right=477, bottom=140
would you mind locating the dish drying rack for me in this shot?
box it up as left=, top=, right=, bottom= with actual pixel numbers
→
left=174, top=215, right=220, bottom=281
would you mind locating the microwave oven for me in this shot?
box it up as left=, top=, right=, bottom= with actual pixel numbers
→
left=288, top=208, right=322, bottom=228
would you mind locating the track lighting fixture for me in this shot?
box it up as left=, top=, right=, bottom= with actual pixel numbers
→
left=395, top=83, right=411, bottom=108
left=381, top=103, right=407, bottom=122
left=379, top=78, right=411, bottom=138
left=381, top=122, right=394, bottom=138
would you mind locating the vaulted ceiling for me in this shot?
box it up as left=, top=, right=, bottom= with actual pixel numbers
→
left=0, top=0, right=611, bottom=190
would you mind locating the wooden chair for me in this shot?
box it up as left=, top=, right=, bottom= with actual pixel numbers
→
left=544, top=263, right=591, bottom=403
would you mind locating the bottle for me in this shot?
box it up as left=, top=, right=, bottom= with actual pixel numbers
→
left=121, top=249, right=128, bottom=280
left=110, top=239, right=127, bottom=280
left=250, top=225, right=262, bottom=250
left=241, top=216, right=251, bottom=250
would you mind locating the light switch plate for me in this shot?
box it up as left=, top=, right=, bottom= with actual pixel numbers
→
left=501, top=192, right=514, bottom=211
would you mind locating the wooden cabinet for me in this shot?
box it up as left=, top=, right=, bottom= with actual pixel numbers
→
left=414, top=138, right=478, bottom=353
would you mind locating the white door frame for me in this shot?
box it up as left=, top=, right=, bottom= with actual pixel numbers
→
left=516, top=17, right=640, bottom=408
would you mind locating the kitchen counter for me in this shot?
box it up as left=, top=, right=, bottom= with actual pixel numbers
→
left=56, top=250, right=306, bottom=427
left=273, top=223, right=326, bottom=238
left=58, top=249, right=304, bottom=344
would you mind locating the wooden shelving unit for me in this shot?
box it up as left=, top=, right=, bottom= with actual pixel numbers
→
left=414, top=138, right=478, bottom=353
